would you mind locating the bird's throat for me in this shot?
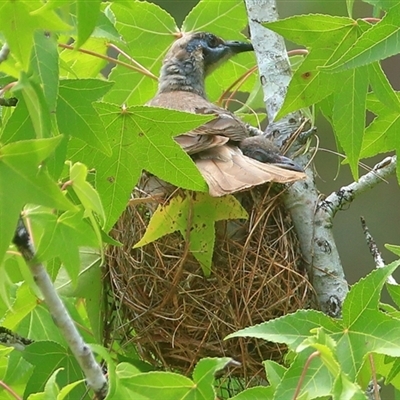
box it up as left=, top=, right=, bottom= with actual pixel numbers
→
left=158, top=56, right=207, bottom=98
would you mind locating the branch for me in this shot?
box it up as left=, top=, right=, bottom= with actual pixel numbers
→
left=244, top=0, right=349, bottom=315
left=0, top=43, right=9, bottom=64
left=321, top=156, right=396, bottom=217
left=12, top=219, right=108, bottom=399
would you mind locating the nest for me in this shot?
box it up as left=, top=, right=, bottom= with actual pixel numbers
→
left=105, top=181, right=313, bottom=381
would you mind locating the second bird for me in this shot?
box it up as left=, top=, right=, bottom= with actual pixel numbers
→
left=148, top=32, right=305, bottom=197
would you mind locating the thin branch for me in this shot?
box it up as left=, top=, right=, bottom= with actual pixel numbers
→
left=361, top=215, right=398, bottom=285
left=58, top=43, right=158, bottom=80
left=106, top=43, right=158, bottom=80
left=321, top=156, right=396, bottom=218
left=12, top=218, right=108, bottom=399
left=0, top=380, right=21, bottom=400
left=0, top=43, right=10, bottom=63
left=0, top=326, right=33, bottom=351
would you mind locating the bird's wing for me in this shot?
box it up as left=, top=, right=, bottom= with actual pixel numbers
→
left=195, top=145, right=306, bottom=197
left=147, top=91, right=248, bottom=154
left=174, top=133, right=229, bottom=154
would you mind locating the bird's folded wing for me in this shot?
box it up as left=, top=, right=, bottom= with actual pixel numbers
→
left=147, top=91, right=248, bottom=152
left=175, top=133, right=229, bottom=154
left=193, top=107, right=248, bottom=142
left=195, top=145, right=306, bottom=197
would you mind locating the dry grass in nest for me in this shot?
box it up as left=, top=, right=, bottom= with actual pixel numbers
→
left=105, top=182, right=313, bottom=381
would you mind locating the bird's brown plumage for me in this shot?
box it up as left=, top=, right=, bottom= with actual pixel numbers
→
left=147, top=32, right=305, bottom=197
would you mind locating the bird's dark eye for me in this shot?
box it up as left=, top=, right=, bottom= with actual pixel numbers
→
left=206, top=34, right=219, bottom=48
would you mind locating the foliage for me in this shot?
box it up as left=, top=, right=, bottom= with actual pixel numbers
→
left=0, top=0, right=399, bottom=399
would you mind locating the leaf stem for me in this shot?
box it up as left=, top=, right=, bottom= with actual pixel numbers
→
left=58, top=43, right=158, bottom=81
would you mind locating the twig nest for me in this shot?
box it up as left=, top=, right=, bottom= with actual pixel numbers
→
left=106, top=182, right=313, bottom=379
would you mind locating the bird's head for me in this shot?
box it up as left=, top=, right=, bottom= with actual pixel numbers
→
left=158, top=32, right=253, bottom=96
left=239, top=136, right=304, bottom=172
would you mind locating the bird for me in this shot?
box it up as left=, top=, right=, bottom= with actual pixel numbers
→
left=147, top=32, right=305, bottom=197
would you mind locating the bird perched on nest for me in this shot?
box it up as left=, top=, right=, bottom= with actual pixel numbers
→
left=148, top=32, right=305, bottom=197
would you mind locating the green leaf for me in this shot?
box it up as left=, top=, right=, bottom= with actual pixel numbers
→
left=368, top=62, right=400, bottom=112
left=29, top=208, right=99, bottom=284
left=54, top=250, right=103, bottom=343
left=275, top=348, right=333, bottom=400
left=75, top=0, right=102, bottom=48
left=59, top=38, right=108, bottom=79
left=332, top=66, right=368, bottom=179
left=0, top=137, right=73, bottom=265
left=134, top=192, right=248, bottom=276
left=69, top=161, right=105, bottom=226
left=183, top=0, right=248, bottom=40
left=338, top=261, right=400, bottom=379
left=28, top=367, right=62, bottom=399
left=105, top=2, right=176, bottom=105
left=69, top=103, right=211, bottom=231
left=22, top=341, right=85, bottom=399
left=263, top=360, right=286, bottom=391
left=324, top=4, right=400, bottom=72
left=0, top=1, right=70, bottom=71
left=226, top=309, right=340, bottom=348
left=1, top=96, right=36, bottom=143
left=16, top=72, right=52, bottom=139
left=263, top=14, right=355, bottom=47
left=332, top=374, right=366, bottom=400
left=56, top=79, right=113, bottom=155
left=361, top=93, right=400, bottom=162
left=229, top=386, right=273, bottom=400
left=263, top=15, right=359, bottom=118
left=30, top=31, right=59, bottom=112
left=346, top=0, right=355, bottom=17
left=192, top=358, right=234, bottom=398
left=119, top=370, right=194, bottom=400
left=1, top=283, right=37, bottom=330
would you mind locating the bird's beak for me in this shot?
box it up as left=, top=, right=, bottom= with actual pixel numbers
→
left=271, top=155, right=304, bottom=172
left=224, top=40, right=254, bottom=55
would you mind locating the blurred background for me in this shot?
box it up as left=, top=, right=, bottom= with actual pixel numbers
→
left=150, top=0, right=400, bottom=286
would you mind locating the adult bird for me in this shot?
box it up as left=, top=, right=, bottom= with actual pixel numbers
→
left=148, top=32, right=305, bottom=197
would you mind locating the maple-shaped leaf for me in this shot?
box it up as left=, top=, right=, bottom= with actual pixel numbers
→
left=0, top=137, right=73, bottom=265
left=22, top=340, right=85, bottom=398
left=264, top=16, right=397, bottom=180
left=338, top=261, right=400, bottom=380
left=134, top=192, right=248, bottom=276
left=56, top=79, right=114, bottom=155
left=69, top=103, right=211, bottom=231
left=323, top=4, right=400, bottom=72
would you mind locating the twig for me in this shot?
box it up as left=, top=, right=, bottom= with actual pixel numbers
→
left=320, top=156, right=396, bottom=218
left=0, top=97, right=18, bottom=107
left=0, top=326, right=33, bottom=351
left=0, top=380, right=21, bottom=400
left=0, top=43, right=10, bottom=63
left=360, top=216, right=397, bottom=285
left=58, top=43, right=158, bottom=80
left=106, top=43, right=158, bottom=80
left=366, top=354, right=381, bottom=400
left=12, top=218, right=108, bottom=399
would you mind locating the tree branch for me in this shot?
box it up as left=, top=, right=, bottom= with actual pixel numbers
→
left=244, top=0, right=349, bottom=315
left=12, top=219, right=108, bottom=399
